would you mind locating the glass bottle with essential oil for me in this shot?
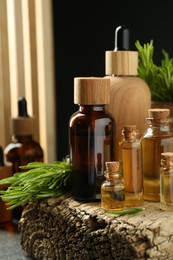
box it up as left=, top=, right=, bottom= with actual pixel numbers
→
left=4, top=97, right=44, bottom=222
left=101, top=161, right=124, bottom=210
left=119, top=125, right=143, bottom=207
left=160, top=152, right=173, bottom=211
left=69, top=77, right=115, bottom=202
left=141, top=108, right=173, bottom=202
left=0, top=146, right=13, bottom=224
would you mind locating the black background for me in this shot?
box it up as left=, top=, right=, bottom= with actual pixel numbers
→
left=52, top=0, right=173, bottom=160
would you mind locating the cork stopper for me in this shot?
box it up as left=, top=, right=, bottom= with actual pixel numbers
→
left=122, top=125, right=138, bottom=142
left=74, top=77, right=110, bottom=105
left=10, top=97, right=34, bottom=135
left=161, top=152, right=173, bottom=169
left=105, top=161, right=119, bottom=173
left=148, top=108, right=170, bottom=119
left=105, top=51, right=138, bottom=76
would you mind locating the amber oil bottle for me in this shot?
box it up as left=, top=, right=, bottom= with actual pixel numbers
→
left=141, top=108, right=173, bottom=202
left=4, top=97, right=44, bottom=222
left=160, top=152, right=173, bottom=211
left=119, top=125, right=143, bottom=207
left=69, top=77, right=115, bottom=202
left=101, top=161, right=124, bottom=211
left=0, top=146, right=13, bottom=224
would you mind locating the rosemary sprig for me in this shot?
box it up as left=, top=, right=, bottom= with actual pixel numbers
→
left=0, top=161, right=72, bottom=209
left=135, top=40, right=173, bottom=102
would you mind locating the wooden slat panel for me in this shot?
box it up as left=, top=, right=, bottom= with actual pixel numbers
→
left=21, top=0, right=39, bottom=141
left=35, top=0, right=57, bottom=162
left=28, top=0, right=40, bottom=142
left=0, top=0, right=11, bottom=148
left=0, top=0, right=56, bottom=162
left=6, top=0, right=22, bottom=116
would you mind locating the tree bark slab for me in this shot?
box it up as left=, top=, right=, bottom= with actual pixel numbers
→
left=19, top=194, right=173, bottom=260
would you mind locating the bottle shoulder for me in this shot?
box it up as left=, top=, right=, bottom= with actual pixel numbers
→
left=4, top=139, right=43, bottom=154
left=141, top=126, right=173, bottom=139
left=120, top=140, right=141, bottom=149
left=69, top=110, right=115, bottom=124
left=105, top=76, right=151, bottom=96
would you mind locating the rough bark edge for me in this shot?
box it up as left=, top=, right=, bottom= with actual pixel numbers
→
left=19, top=194, right=173, bottom=260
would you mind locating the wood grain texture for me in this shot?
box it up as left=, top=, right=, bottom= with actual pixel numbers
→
left=19, top=194, right=173, bottom=260
left=74, top=77, right=110, bottom=105
left=105, top=51, right=138, bottom=76
left=0, top=0, right=56, bottom=162
left=0, top=0, right=11, bottom=147
left=105, top=76, right=151, bottom=160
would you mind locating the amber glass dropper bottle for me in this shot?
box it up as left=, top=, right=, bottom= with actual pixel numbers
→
left=4, top=97, right=44, bottom=223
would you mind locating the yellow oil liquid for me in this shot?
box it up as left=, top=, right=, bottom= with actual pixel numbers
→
left=121, top=143, right=143, bottom=207
left=141, top=135, right=173, bottom=201
left=160, top=171, right=173, bottom=210
left=101, top=183, right=124, bottom=210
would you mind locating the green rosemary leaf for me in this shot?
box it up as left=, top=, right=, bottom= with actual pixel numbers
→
left=135, top=40, right=173, bottom=102
left=0, top=161, right=72, bottom=209
left=108, top=207, right=143, bottom=216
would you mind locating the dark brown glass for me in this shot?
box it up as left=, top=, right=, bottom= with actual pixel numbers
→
left=4, top=135, right=43, bottom=222
left=4, top=135, right=43, bottom=173
left=69, top=105, right=115, bottom=201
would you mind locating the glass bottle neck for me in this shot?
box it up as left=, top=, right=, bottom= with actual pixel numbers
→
left=146, top=118, right=170, bottom=127
left=12, top=135, right=33, bottom=142
left=105, top=172, right=121, bottom=181
left=79, top=105, right=105, bottom=112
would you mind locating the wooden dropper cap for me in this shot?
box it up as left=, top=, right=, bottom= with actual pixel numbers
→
left=74, top=77, right=110, bottom=105
left=10, top=97, right=34, bottom=135
left=105, top=25, right=138, bottom=76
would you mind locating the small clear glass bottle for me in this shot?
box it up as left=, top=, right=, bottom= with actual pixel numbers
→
left=101, top=161, right=124, bottom=210
left=119, top=125, right=143, bottom=207
left=69, top=77, right=115, bottom=202
left=141, top=108, right=173, bottom=202
left=160, top=152, right=173, bottom=211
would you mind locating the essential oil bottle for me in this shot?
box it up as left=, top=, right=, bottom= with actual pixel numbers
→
left=69, top=77, right=115, bottom=202
left=105, top=25, right=151, bottom=160
left=0, top=146, right=13, bottom=224
left=160, top=152, right=173, bottom=211
left=141, top=108, right=173, bottom=202
left=119, top=125, right=143, bottom=207
left=4, top=97, right=44, bottom=222
left=101, top=161, right=124, bottom=211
